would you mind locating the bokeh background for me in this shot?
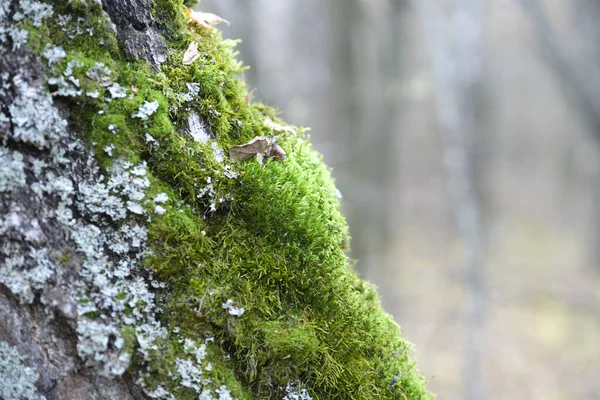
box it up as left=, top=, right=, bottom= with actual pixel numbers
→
left=199, top=1, right=600, bottom=399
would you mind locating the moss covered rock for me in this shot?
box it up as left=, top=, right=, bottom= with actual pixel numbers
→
left=0, top=0, right=431, bottom=398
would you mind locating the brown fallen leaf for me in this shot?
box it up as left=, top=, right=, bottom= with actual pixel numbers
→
left=183, top=41, right=200, bottom=65
left=128, top=85, right=138, bottom=100
left=229, top=136, right=270, bottom=161
left=229, top=136, right=286, bottom=165
left=270, top=143, right=286, bottom=161
left=185, top=8, right=229, bottom=31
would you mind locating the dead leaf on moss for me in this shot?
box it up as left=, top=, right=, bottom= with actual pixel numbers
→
left=229, top=136, right=270, bottom=161
left=185, top=8, right=229, bottom=31
left=183, top=41, right=200, bottom=65
left=229, top=136, right=286, bottom=165
left=270, top=143, right=286, bottom=161
left=128, top=85, right=138, bottom=100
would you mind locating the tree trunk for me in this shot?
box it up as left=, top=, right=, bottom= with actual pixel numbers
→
left=0, top=1, right=431, bottom=399
left=412, top=1, right=487, bottom=399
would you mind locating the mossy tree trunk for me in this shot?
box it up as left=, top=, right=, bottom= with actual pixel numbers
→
left=0, top=0, right=431, bottom=399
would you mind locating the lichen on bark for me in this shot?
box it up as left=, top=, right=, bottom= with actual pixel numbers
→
left=0, top=0, right=432, bottom=399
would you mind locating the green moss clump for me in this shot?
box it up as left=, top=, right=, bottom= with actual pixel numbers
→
left=22, top=0, right=432, bottom=398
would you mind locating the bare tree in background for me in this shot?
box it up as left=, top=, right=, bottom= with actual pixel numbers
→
left=519, top=0, right=600, bottom=267
left=328, top=0, right=408, bottom=278
left=571, top=0, right=600, bottom=271
left=519, top=0, right=600, bottom=141
left=412, top=1, right=486, bottom=399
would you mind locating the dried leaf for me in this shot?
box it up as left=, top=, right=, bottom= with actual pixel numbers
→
left=229, top=136, right=286, bottom=164
left=183, top=41, right=200, bottom=65
left=229, top=136, right=270, bottom=161
left=128, top=85, right=138, bottom=100
left=264, top=117, right=296, bottom=135
left=185, top=8, right=229, bottom=31
left=270, top=143, right=287, bottom=161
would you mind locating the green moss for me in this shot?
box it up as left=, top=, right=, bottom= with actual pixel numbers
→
left=24, top=0, right=119, bottom=57
left=56, top=251, right=71, bottom=265
left=22, top=0, right=432, bottom=398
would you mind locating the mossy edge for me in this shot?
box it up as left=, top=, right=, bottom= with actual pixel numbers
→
left=17, top=0, right=432, bottom=398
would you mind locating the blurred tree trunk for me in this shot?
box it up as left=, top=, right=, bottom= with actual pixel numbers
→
left=376, top=0, right=409, bottom=303
left=519, top=0, right=600, bottom=268
left=569, top=0, right=600, bottom=269
left=329, top=0, right=371, bottom=275
left=412, top=1, right=487, bottom=399
left=519, top=0, right=600, bottom=139
left=329, top=0, right=407, bottom=277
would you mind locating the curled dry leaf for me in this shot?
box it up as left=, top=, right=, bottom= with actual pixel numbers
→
left=229, top=136, right=286, bottom=165
left=183, top=41, right=200, bottom=65
left=229, top=136, right=270, bottom=161
left=185, top=7, right=230, bottom=31
left=270, top=143, right=286, bottom=161
left=128, top=85, right=138, bottom=100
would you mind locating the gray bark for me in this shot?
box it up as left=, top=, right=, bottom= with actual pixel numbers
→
left=0, top=0, right=166, bottom=398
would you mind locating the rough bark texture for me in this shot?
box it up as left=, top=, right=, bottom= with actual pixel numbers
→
left=0, top=1, right=431, bottom=399
left=0, top=1, right=167, bottom=398
left=0, top=7, right=147, bottom=398
left=103, top=0, right=168, bottom=65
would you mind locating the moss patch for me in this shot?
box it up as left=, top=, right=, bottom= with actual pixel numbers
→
left=18, top=0, right=432, bottom=398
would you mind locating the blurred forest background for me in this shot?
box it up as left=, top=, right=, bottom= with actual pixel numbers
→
left=200, top=1, right=600, bottom=399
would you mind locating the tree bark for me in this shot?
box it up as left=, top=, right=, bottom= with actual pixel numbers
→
left=0, top=1, right=431, bottom=399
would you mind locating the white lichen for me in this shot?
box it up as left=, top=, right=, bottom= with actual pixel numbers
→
left=215, top=386, right=234, bottom=400
left=76, top=319, right=131, bottom=376
left=153, top=192, right=169, bottom=203
left=104, top=143, right=115, bottom=156
left=132, top=100, right=159, bottom=120
left=222, top=299, right=245, bottom=317
left=0, top=148, right=27, bottom=192
left=0, top=340, right=44, bottom=400
left=9, top=27, right=29, bottom=50
left=13, top=0, right=53, bottom=27
left=145, top=133, right=158, bottom=145
left=145, top=385, right=176, bottom=400
left=77, top=180, right=127, bottom=222
left=86, top=62, right=113, bottom=87
left=210, top=142, right=225, bottom=163
left=176, top=358, right=204, bottom=392
left=223, top=165, right=237, bottom=179
left=107, top=82, right=127, bottom=100
left=282, top=381, right=313, bottom=400
left=177, top=82, right=200, bottom=103
left=7, top=74, right=68, bottom=148
left=42, top=44, right=66, bottom=65
left=187, top=112, right=212, bottom=143
left=135, top=323, right=167, bottom=355
left=183, top=338, right=207, bottom=365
